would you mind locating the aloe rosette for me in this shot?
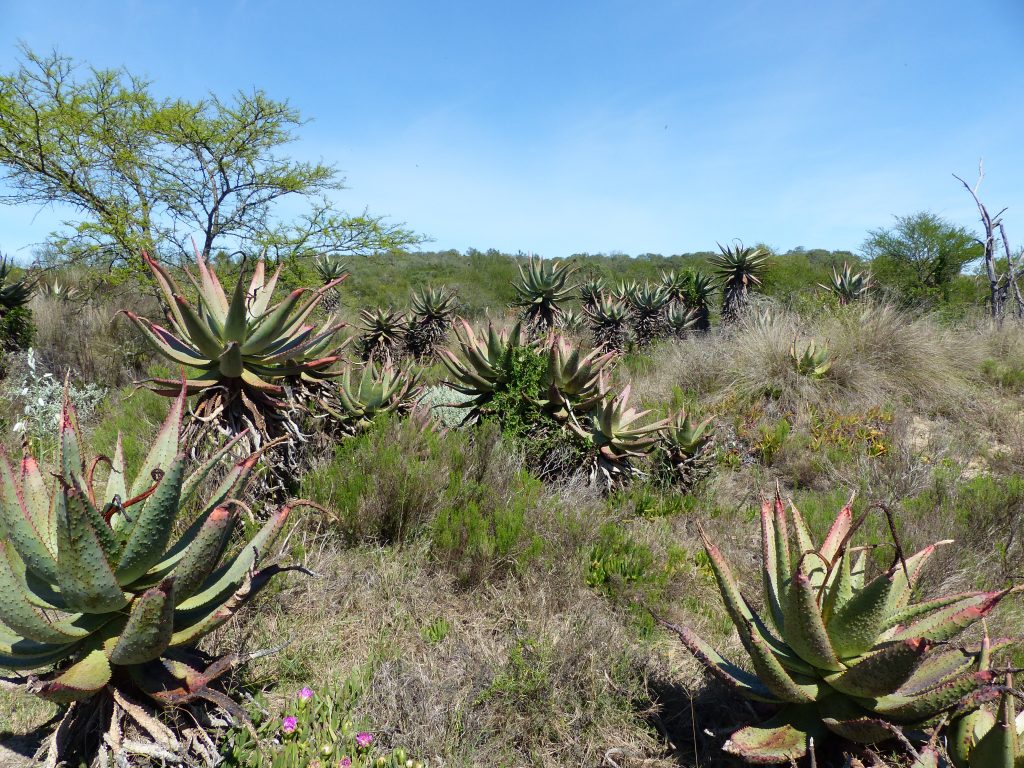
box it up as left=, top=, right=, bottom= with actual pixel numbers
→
left=512, top=255, right=577, bottom=330
left=0, top=388, right=298, bottom=713
left=668, top=492, right=1016, bottom=764
left=439, top=319, right=529, bottom=421
left=568, top=383, right=667, bottom=484
left=325, top=360, right=423, bottom=433
left=538, top=334, right=615, bottom=421
left=125, top=251, right=346, bottom=397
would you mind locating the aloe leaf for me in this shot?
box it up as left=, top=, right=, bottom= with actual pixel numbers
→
left=223, top=266, right=250, bottom=342
left=890, top=590, right=1010, bottom=643
left=56, top=485, right=128, bottom=614
left=120, top=314, right=208, bottom=366
left=58, top=398, right=85, bottom=482
left=30, top=648, right=112, bottom=703
left=0, top=630, right=78, bottom=670
left=723, top=706, right=822, bottom=764
left=142, top=253, right=187, bottom=331
left=819, top=493, right=854, bottom=562
left=217, top=341, right=245, bottom=378
left=195, top=253, right=229, bottom=322
left=0, top=448, right=59, bottom=583
left=0, top=542, right=93, bottom=643
left=170, top=563, right=285, bottom=646
left=827, top=561, right=903, bottom=658
left=739, top=619, right=821, bottom=703
left=175, top=503, right=292, bottom=612
left=783, top=562, right=842, bottom=671
left=130, top=387, right=185, bottom=499
left=108, top=579, right=175, bottom=665
left=173, top=295, right=225, bottom=360
left=103, top=434, right=127, bottom=516
left=869, top=669, right=996, bottom=722
left=898, top=646, right=978, bottom=696
left=820, top=715, right=899, bottom=745
left=664, top=622, right=782, bottom=704
left=171, top=504, right=237, bottom=601
left=760, top=498, right=785, bottom=634
left=20, top=453, right=55, bottom=558
left=967, top=690, right=1017, bottom=768
left=249, top=262, right=280, bottom=318
left=948, top=708, right=997, bottom=767
left=116, top=455, right=185, bottom=585
left=241, top=288, right=306, bottom=355
left=825, top=639, right=931, bottom=698
left=64, top=481, right=119, bottom=562
left=773, top=493, right=791, bottom=609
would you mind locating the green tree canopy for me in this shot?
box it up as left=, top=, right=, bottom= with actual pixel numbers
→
left=861, top=211, right=981, bottom=305
left=0, top=46, right=422, bottom=272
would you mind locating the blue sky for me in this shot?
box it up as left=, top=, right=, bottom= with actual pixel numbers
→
left=1, top=0, right=1022, bottom=261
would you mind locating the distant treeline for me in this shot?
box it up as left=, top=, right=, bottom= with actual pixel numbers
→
left=279, top=245, right=986, bottom=320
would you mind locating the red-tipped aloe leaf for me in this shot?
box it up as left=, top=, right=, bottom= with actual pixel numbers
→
left=870, top=669, right=996, bottom=722
left=30, top=648, right=111, bottom=704
left=171, top=504, right=237, bottom=601
left=825, top=639, right=931, bottom=698
left=129, top=387, right=185, bottom=499
left=0, top=448, right=59, bottom=583
left=783, top=562, right=842, bottom=671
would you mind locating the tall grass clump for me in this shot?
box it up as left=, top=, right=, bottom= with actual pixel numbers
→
left=824, top=302, right=981, bottom=411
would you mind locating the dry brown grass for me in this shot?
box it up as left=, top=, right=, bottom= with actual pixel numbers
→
left=216, top=532, right=676, bottom=768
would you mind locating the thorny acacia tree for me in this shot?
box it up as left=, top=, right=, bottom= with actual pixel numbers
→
left=0, top=46, right=420, bottom=272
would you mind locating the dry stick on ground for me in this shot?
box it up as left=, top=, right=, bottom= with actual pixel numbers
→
left=954, top=163, right=1024, bottom=320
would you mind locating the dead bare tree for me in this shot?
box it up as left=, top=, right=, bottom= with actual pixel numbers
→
left=954, top=162, right=1024, bottom=320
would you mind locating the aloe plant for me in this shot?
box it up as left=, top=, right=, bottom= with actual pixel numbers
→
left=584, top=296, right=631, bottom=353
left=123, top=251, right=347, bottom=464
left=568, top=384, right=667, bottom=485
left=538, top=334, right=615, bottom=421
left=578, top=276, right=606, bottom=310
left=0, top=388, right=302, bottom=765
left=713, top=242, right=769, bottom=321
left=439, top=319, right=529, bottom=423
left=512, top=255, right=577, bottom=331
left=324, top=360, right=423, bottom=433
left=356, top=306, right=407, bottom=363
left=406, top=285, right=458, bottom=359
left=820, top=262, right=871, bottom=305
left=666, top=492, right=1016, bottom=764
left=628, top=283, right=671, bottom=346
left=656, top=408, right=714, bottom=488
left=312, top=253, right=350, bottom=312
left=665, top=303, right=700, bottom=340
left=0, top=255, right=34, bottom=310
left=791, top=338, right=832, bottom=378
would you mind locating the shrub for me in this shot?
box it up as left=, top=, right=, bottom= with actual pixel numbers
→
left=0, top=304, right=34, bottom=354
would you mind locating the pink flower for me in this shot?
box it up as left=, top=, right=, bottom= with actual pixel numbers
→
left=339, top=759, right=352, bottom=768
left=298, top=687, right=314, bottom=700
left=355, top=731, right=373, bottom=748
left=282, top=716, right=298, bottom=734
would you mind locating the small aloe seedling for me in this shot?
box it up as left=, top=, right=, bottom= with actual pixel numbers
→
left=0, top=387, right=305, bottom=764
left=791, top=338, right=832, bottom=378
left=664, top=491, right=1017, bottom=764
